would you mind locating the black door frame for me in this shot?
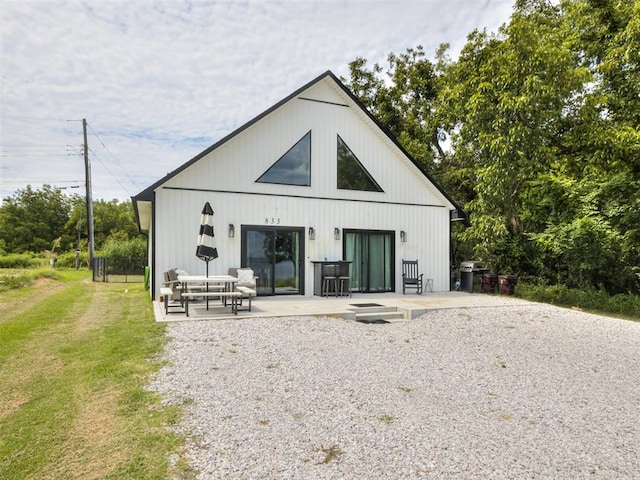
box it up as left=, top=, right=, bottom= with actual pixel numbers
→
left=343, top=229, right=395, bottom=293
left=240, top=225, right=305, bottom=296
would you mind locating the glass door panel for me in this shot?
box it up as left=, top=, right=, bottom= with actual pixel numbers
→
left=242, top=226, right=304, bottom=295
left=344, top=230, right=394, bottom=293
left=274, top=230, right=301, bottom=294
left=345, top=232, right=363, bottom=291
left=245, top=229, right=274, bottom=295
left=368, top=233, right=391, bottom=292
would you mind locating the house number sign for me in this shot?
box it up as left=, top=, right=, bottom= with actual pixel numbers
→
left=265, top=217, right=281, bottom=225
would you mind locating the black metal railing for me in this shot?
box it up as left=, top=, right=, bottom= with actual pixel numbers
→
left=93, top=257, right=147, bottom=283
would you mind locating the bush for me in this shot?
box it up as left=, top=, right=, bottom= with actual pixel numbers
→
left=0, top=253, right=45, bottom=269
left=607, top=294, right=640, bottom=317
left=98, top=237, right=147, bottom=259
left=515, top=281, right=640, bottom=319
left=0, top=272, right=33, bottom=289
left=0, top=269, right=61, bottom=290
left=55, top=250, right=89, bottom=269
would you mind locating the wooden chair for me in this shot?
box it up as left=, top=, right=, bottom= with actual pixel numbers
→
left=402, top=259, right=424, bottom=294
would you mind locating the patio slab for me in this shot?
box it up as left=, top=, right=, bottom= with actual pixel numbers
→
left=153, top=291, right=532, bottom=323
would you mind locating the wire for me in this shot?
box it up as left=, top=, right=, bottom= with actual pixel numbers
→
left=86, top=122, right=141, bottom=190
left=88, top=146, right=133, bottom=197
left=0, top=179, right=82, bottom=183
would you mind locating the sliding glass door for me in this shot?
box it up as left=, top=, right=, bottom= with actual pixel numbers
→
left=241, top=226, right=304, bottom=295
left=344, top=230, right=394, bottom=293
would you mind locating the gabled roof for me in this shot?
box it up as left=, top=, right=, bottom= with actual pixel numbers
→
left=132, top=70, right=463, bottom=221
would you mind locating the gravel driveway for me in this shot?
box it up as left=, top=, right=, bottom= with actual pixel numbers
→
left=149, top=303, right=640, bottom=479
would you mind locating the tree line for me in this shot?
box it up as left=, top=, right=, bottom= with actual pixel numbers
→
left=0, top=184, right=145, bottom=262
left=342, top=0, right=639, bottom=295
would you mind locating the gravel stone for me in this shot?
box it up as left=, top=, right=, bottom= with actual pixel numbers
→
left=147, top=304, right=640, bottom=479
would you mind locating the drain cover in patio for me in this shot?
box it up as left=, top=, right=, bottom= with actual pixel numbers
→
left=356, top=318, right=390, bottom=324
left=350, top=303, right=383, bottom=307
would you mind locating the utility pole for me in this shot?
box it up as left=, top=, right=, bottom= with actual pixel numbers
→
left=83, top=118, right=95, bottom=268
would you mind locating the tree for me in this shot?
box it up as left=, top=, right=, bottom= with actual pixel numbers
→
left=65, top=198, right=142, bottom=252
left=341, top=46, right=449, bottom=177
left=441, top=0, right=591, bottom=270
left=342, top=0, right=640, bottom=294
left=0, top=185, right=145, bottom=258
left=523, top=0, right=640, bottom=293
left=0, top=185, right=78, bottom=253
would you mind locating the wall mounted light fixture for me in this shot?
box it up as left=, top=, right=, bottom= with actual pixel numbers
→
left=400, top=230, right=407, bottom=242
left=334, top=228, right=341, bottom=240
left=228, top=224, right=235, bottom=238
left=309, top=227, right=315, bottom=240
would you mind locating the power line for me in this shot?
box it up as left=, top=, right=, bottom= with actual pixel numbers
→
left=88, top=147, right=133, bottom=196
left=1, top=116, right=79, bottom=122
left=86, top=122, right=141, bottom=191
left=0, top=179, right=83, bottom=183
left=0, top=144, right=69, bottom=147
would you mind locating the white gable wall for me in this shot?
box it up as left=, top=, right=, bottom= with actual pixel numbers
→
left=162, top=78, right=450, bottom=207
left=149, top=75, right=455, bottom=297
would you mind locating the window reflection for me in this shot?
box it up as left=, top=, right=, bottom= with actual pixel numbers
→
left=337, top=135, right=383, bottom=192
left=257, top=131, right=311, bottom=186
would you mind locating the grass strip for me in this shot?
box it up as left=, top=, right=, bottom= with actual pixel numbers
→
left=0, top=278, right=90, bottom=363
left=0, top=269, right=192, bottom=479
left=515, top=282, right=640, bottom=320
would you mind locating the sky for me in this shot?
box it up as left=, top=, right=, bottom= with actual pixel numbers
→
left=1, top=0, right=516, bottom=203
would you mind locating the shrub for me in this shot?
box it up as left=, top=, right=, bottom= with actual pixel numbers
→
left=515, top=281, right=640, bottom=319
left=0, top=253, right=45, bottom=269
left=0, top=269, right=61, bottom=290
left=0, top=272, right=33, bottom=289
left=607, top=294, right=640, bottom=317
left=98, top=237, right=147, bottom=259
left=55, top=250, right=89, bottom=269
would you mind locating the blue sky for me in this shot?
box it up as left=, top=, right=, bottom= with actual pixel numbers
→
left=1, top=0, right=515, bottom=202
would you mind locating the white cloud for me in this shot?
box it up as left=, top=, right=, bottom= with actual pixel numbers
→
left=1, top=0, right=514, bottom=201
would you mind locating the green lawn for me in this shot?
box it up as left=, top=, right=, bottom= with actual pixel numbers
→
left=0, top=269, right=194, bottom=479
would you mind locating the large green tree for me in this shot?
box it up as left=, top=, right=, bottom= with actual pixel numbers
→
left=342, top=0, right=639, bottom=294
left=66, top=199, right=140, bottom=252
left=441, top=0, right=591, bottom=272
left=0, top=185, right=143, bottom=255
left=0, top=185, right=78, bottom=253
left=521, top=0, right=639, bottom=292
left=341, top=45, right=448, bottom=176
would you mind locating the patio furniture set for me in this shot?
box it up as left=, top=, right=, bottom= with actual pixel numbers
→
left=162, top=267, right=257, bottom=316
left=160, top=259, right=429, bottom=317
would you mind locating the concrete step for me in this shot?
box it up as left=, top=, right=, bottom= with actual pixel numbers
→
left=346, top=305, right=397, bottom=314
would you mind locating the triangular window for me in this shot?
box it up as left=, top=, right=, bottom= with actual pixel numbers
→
left=256, top=131, right=311, bottom=186
left=337, top=135, right=383, bottom=192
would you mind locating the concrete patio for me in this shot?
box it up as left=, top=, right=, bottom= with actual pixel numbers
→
left=153, top=291, right=533, bottom=323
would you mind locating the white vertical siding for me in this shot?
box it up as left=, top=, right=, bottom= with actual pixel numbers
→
left=152, top=188, right=451, bottom=296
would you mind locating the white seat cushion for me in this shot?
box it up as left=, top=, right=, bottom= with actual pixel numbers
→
left=236, top=268, right=255, bottom=286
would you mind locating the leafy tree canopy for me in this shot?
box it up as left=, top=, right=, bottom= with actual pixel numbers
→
left=0, top=185, right=144, bottom=256
left=0, top=185, right=78, bottom=254
left=342, top=0, right=639, bottom=294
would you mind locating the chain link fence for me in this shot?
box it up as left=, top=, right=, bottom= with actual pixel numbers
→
left=93, top=257, right=147, bottom=283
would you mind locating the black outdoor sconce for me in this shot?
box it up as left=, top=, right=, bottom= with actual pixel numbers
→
left=228, top=224, right=235, bottom=238
left=400, top=230, right=407, bottom=242
left=334, top=228, right=340, bottom=240
left=309, top=227, right=315, bottom=240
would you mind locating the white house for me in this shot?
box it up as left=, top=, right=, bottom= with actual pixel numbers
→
left=133, top=71, right=463, bottom=299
